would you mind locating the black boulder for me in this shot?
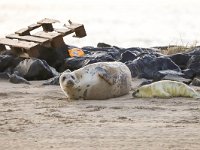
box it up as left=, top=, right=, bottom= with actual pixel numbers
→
left=14, top=58, right=56, bottom=80
left=126, top=55, right=181, bottom=80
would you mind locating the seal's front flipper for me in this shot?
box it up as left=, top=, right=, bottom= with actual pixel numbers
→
left=96, top=67, right=113, bottom=85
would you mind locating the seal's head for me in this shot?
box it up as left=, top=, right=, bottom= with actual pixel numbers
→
left=132, top=89, right=139, bottom=97
left=132, top=86, right=152, bottom=98
left=59, top=72, right=76, bottom=88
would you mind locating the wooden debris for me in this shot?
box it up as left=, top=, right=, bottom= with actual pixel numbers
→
left=37, top=18, right=60, bottom=32
left=15, top=28, right=31, bottom=36
left=64, top=20, right=87, bottom=37
left=28, top=24, right=41, bottom=30
left=37, top=18, right=60, bottom=24
left=54, top=28, right=72, bottom=36
left=0, top=18, right=87, bottom=57
left=0, top=38, right=38, bottom=49
left=6, top=34, right=49, bottom=44
left=33, top=31, right=61, bottom=39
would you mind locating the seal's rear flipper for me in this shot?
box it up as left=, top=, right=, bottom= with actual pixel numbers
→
left=194, top=96, right=200, bottom=100
left=96, top=67, right=113, bottom=85
left=192, top=93, right=200, bottom=99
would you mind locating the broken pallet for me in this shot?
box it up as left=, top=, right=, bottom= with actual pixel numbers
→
left=0, top=18, right=86, bottom=57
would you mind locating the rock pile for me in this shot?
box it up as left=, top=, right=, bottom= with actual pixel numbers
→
left=1, top=42, right=200, bottom=86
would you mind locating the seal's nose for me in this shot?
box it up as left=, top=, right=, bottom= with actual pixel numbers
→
left=67, top=80, right=74, bottom=86
left=132, top=91, right=136, bottom=97
left=132, top=89, right=139, bottom=97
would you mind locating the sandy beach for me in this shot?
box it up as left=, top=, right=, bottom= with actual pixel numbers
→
left=0, top=79, right=200, bottom=150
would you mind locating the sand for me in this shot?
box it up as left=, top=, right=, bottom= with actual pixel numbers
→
left=0, top=79, right=200, bottom=150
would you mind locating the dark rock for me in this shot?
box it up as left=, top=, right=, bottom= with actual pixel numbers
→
left=126, top=55, right=181, bottom=79
left=0, top=55, right=24, bottom=73
left=87, top=53, right=116, bottom=65
left=97, top=43, right=112, bottom=48
left=121, top=47, right=162, bottom=57
left=61, top=50, right=120, bottom=71
left=182, top=69, right=195, bottom=79
left=81, top=46, right=121, bottom=60
left=14, top=58, right=56, bottom=80
left=162, top=74, right=191, bottom=84
left=8, top=57, right=24, bottom=71
left=49, top=66, right=59, bottom=76
left=190, top=77, right=200, bottom=86
left=187, top=55, right=200, bottom=76
left=169, top=53, right=191, bottom=69
left=155, top=70, right=185, bottom=81
left=107, top=50, right=121, bottom=60
left=139, top=80, right=153, bottom=86
left=0, top=55, right=14, bottom=72
left=120, top=50, right=137, bottom=63
left=62, top=57, right=90, bottom=71
left=9, top=74, right=30, bottom=84
left=186, top=47, right=200, bottom=56
left=0, top=72, right=10, bottom=80
left=0, top=50, right=17, bottom=56
left=43, top=75, right=60, bottom=85
left=81, top=46, right=119, bottom=53
left=81, top=46, right=108, bottom=52
left=43, top=70, right=71, bottom=85
left=158, top=70, right=184, bottom=76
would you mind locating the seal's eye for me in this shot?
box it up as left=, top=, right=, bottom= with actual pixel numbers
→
left=62, top=76, right=66, bottom=81
left=136, top=89, right=139, bottom=93
left=71, top=75, right=75, bottom=80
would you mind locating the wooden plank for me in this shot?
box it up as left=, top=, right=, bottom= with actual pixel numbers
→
left=73, top=26, right=87, bottom=38
left=28, top=24, right=41, bottom=30
left=33, top=31, right=61, bottom=39
left=64, top=21, right=83, bottom=30
left=6, top=34, right=49, bottom=44
left=16, top=24, right=41, bottom=35
left=0, top=38, right=38, bottom=49
left=37, top=18, right=59, bottom=32
left=64, top=21, right=86, bottom=37
left=15, top=28, right=29, bottom=34
left=54, top=28, right=73, bottom=35
left=37, top=18, right=60, bottom=24
left=15, top=28, right=30, bottom=36
left=51, top=36, right=65, bottom=48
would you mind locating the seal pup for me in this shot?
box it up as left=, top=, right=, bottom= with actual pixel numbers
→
left=59, top=62, right=132, bottom=100
left=132, top=80, right=200, bottom=99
